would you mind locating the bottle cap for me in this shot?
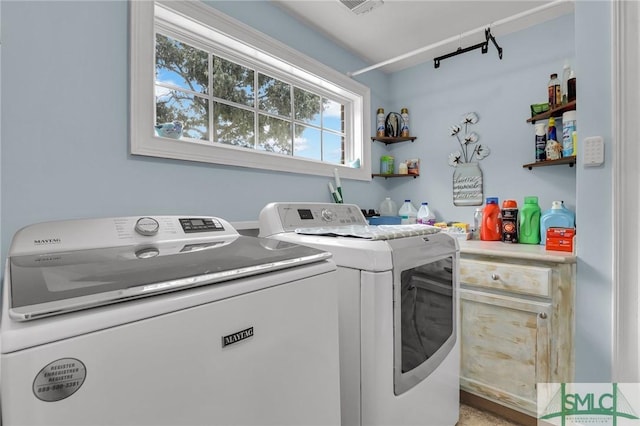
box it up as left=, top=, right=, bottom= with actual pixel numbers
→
left=486, top=197, right=499, bottom=204
left=551, top=201, right=563, bottom=209
left=502, top=200, right=517, bottom=208
left=524, top=196, right=539, bottom=204
left=550, top=73, right=558, bottom=79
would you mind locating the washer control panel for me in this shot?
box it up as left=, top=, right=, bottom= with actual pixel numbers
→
left=179, top=217, right=225, bottom=233
left=9, top=215, right=238, bottom=256
left=260, top=203, right=367, bottom=234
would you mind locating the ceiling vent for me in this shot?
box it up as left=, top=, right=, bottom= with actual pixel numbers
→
left=338, top=0, right=384, bottom=15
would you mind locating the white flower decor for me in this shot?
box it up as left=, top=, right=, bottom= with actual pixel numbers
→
left=473, top=144, right=491, bottom=160
left=463, top=112, right=479, bottom=124
left=448, top=151, right=463, bottom=166
left=448, top=112, right=490, bottom=166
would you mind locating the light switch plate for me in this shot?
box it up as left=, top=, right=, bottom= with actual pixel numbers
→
left=583, top=136, right=604, bottom=166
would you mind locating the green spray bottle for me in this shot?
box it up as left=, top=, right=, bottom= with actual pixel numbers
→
left=519, top=196, right=542, bottom=244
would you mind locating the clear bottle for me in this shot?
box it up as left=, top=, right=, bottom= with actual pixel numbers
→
left=561, top=60, right=571, bottom=104
left=473, top=208, right=483, bottom=240
left=376, top=108, right=385, bottom=137
left=400, top=107, right=410, bottom=137
left=548, top=73, right=561, bottom=109
left=398, top=200, right=418, bottom=224
left=417, top=202, right=436, bottom=225
left=379, top=197, right=397, bottom=216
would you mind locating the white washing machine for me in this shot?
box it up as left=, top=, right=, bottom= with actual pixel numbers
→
left=259, top=202, right=460, bottom=426
left=1, top=215, right=341, bottom=426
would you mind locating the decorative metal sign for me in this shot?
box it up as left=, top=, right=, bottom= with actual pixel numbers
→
left=33, top=358, right=86, bottom=402
left=453, top=162, right=484, bottom=206
left=447, top=112, right=490, bottom=206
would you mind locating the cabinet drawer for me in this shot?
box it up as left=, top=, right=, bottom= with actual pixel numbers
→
left=460, top=258, right=551, bottom=298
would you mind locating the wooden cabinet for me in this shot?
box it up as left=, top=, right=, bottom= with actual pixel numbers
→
left=458, top=241, right=576, bottom=418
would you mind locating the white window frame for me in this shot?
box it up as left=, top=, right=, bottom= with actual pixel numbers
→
left=130, top=1, right=371, bottom=181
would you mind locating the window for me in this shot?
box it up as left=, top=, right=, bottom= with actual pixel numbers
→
left=130, top=1, right=371, bottom=180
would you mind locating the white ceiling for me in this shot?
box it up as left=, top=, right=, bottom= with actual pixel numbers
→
left=272, top=0, right=574, bottom=74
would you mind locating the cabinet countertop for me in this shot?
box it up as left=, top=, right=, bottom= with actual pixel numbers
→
left=458, top=240, right=577, bottom=263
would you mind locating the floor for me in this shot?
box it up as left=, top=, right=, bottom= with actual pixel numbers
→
left=457, top=404, right=523, bottom=426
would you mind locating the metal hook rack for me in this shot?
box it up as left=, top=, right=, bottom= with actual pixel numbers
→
left=433, top=28, right=502, bottom=69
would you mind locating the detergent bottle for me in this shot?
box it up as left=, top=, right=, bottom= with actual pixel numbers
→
left=398, top=200, right=418, bottom=224
left=519, top=196, right=542, bottom=244
left=379, top=197, right=397, bottom=216
left=480, top=197, right=501, bottom=241
left=540, top=201, right=575, bottom=245
left=501, top=199, right=518, bottom=243
left=417, top=202, right=436, bottom=225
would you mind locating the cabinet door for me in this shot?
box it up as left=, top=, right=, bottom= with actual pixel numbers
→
left=460, top=288, right=551, bottom=416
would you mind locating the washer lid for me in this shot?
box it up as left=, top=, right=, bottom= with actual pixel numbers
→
left=8, top=236, right=330, bottom=321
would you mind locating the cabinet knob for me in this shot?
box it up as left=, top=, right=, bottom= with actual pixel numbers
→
left=539, top=312, right=548, bottom=319
left=491, top=273, right=499, bottom=280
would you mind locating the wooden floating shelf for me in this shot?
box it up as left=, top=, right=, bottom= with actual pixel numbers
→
left=370, top=136, right=417, bottom=145
left=523, top=156, right=576, bottom=170
left=372, top=173, right=419, bottom=179
left=527, top=100, right=576, bottom=123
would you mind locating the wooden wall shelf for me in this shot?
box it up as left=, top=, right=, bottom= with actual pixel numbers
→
left=523, top=156, right=576, bottom=170
left=371, top=136, right=417, bottom=145
left=372, top=174, right=419, bottom=179
left=527, top=101, right=576, bottom=123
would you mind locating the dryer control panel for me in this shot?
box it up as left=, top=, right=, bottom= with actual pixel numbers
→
left=259, top=203, right=367, bottom=235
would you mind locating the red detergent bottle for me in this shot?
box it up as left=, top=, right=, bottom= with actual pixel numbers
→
left=480, top=197, right=502, bottom=241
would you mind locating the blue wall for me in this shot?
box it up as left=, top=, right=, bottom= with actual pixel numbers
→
left=0, top=1, right=613, bottom=380
left=574, top=0, right=612, bottom=382
left=384, top=14, right=576, bottom=224
left=0, top=0, right=388, bottom=262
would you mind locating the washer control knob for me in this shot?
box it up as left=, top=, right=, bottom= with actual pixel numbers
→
left=321, top=209, right=336, bottom=222
left=135, top=217, right=160, bottom=236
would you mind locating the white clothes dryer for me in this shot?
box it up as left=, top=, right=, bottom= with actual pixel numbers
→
left=259, top=202, right=461, bottom=426
left=1, top=215, right=341, bottom=426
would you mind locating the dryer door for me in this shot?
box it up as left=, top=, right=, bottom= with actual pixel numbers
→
left=389, top=233, right=458, bottom=395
